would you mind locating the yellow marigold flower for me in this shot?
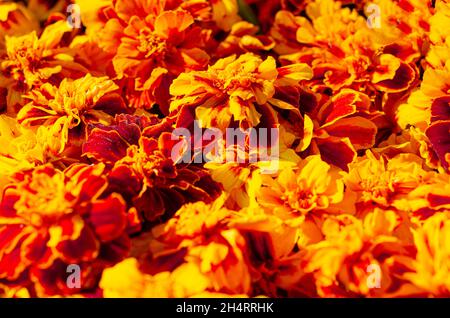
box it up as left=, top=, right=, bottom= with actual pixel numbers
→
left=0, top=21, right=88, bottom=113
left=210, top=0, right=241, bottom=31
left=150, top=198, right=252, bottom=295
left=100, top=258, right=172, bottom=297
left=204, top=144, right=301, bottom=209
left=0, top=115, right=47, bottom=191
left=101, top=257, right=248, bottom=298
left=344, top=151, right=432, bottom=209
left=301, top=209, right=413, bottom=297
left=229, top=204, right=300, bottom=259
left=17, top=74, right=124, bottom=154
left=255, top=155, right=344, bottom=224
left=404, top=213, right=450, bottom=296
left=159, top=194, right=232, bottom=240
left=170, top=53, right=312, bottom=130
left=374, top=127, right=441, bottom=171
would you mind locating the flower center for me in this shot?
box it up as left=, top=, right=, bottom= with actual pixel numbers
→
left=285, top=188, right=316, bottom=213
left=137, top=30, right=166, bottom=59
left=14, top=171, right=77, bottom=226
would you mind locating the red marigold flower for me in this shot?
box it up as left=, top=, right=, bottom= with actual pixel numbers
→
left=0, top=163, right=130, bottom=296
left=83, top=114, right=221, bottom=221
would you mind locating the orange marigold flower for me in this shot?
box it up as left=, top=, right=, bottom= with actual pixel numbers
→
left=344, top=151, right=432, bottom=210
left=87, top=0, right=215, bottom=111
left=270, top=1, right=419, bottom=95
left=403, top=213, right=450, bottom=296
left=301, top=210, right=414, bottom=297
left=0, top=21, right=88, bottom=113
left=146, top=198, right=252, bottom=295
left=17, top=74, right=126, bottom=155
left=170, top=53, right=312, bottom=130
left=0, top=163, right=129, bottom=296
left=255, top=155, right=345, bottom=225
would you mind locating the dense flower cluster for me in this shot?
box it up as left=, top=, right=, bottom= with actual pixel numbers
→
left=1, top=0, right=450, bottom=298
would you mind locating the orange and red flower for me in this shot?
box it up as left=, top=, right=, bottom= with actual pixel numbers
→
left=0, top=163, right=129, bottom=296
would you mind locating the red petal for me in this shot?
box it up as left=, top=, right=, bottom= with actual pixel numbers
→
left=83, top=129, right=129, bottom=163
left=56, top=227, right=99, bottom=263
left=89, top=194, right=127, bottom=242
left=426, top=121, right=450, bottom=170
left=431, top=96, right=450, bottom=123
left=324, top=117, right=377, bottom=150
left=316, top=137, right=356, bottom=171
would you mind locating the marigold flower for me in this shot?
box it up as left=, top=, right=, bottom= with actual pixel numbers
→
left=0, top=163, right=129, bottom=296
left=404, top=213, right=450, bottom=296
left=0, top=115, right=47, bottom=192
left=255, top=155, right=344, bottom=225
left=17, top=74, right=126, bottom=154
left=170, top=53, right=312, bottom=130
left=82, top=0, right=217, bottom=111
left=301, top=210, right=413, bottom=297
left=0, top=21, right=88, bottom=113
left=148, top=198, right=252, bottom=295
left=344, top=151, right=432, bottom=209
left=84, top=119, right=221, bottom=221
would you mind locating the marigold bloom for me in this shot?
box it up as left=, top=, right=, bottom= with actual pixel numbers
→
left=81, top=0, right=218, bottom=111
left=344, top=151, right=432, bottom=210
left=148, top=199, right=252, bottom=295
left=404, top=213, right=450, bottom=296
left=17, top=74, right=126, bottom=154
left=301, top=210, right=413, bottom=297
left=84, top=118, right=221, bottom=221
left=0, top=115, right=47, bottom=192
left=0, top=163, right=129, bottom=296
left=170, top=53, right=312, bottom=130
left=255, top=155, right=344, bottom=225
left=270, top=0, right=419, bottom=97
left=0, top=21, right=88, bottom=113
